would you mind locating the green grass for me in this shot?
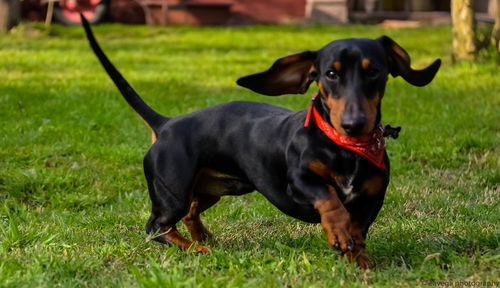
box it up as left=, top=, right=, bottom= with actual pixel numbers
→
left=1, top=22, right=499, bottom=287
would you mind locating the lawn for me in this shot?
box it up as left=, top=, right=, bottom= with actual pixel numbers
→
left=0, top=22, right=499, bottom=287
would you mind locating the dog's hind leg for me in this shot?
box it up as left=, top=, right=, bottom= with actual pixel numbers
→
left=181, top=168, right=222, bottom=242
left=160, top=225, right=210, bottom=253
left=181, top=168, right=254, bottom=242
left=182, top=194, right=220, bottom=242
left=143, top=151, right=209, bottom=253
left=145, top=176, right=210, bottom=253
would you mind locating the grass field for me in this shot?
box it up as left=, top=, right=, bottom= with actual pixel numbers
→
left=1, top=22, right=499, bottom=287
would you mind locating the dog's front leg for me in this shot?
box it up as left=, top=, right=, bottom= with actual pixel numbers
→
left=343, top=221, right=371, bottom=269
left=314, top=185, right=354, bottom=252
left=289, top=173, right=353, bottom=253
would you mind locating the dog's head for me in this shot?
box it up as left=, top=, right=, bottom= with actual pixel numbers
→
left=237, top=36, right=440, bottom=137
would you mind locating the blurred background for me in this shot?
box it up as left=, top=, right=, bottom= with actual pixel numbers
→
left=2, top=0, right=497, bottom=26
left=4, top=0, right=498, bottom=60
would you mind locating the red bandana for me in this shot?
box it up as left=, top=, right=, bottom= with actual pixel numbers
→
left=304, top=94, right=386, bottom=170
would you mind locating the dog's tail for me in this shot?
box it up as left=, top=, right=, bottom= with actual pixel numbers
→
left=80, top=14, right=167, bottom=137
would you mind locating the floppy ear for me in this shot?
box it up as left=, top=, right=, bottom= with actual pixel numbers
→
left=377, top=35, right=441, bottom=87
left=237, top=51, right=317, bottom=96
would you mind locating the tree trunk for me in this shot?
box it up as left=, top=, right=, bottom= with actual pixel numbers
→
left=0, top=0, right=20, bottom=32
left=491, top=0, right=500, bottom=51
left=451, top=0, right=478, bottom=61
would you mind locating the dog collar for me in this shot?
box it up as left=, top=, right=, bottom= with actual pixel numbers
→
left=304, top=94, right=386, bottom=170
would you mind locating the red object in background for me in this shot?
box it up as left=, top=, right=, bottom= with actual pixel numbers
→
left=21, top=0, right=307, bottom=25
left=231, top=0, right=306, bottom=24
left=58, top=0, right=101, bottom=22
left=53, top=0, right=110, bottom=25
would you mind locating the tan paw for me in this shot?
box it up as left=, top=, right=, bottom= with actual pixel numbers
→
left=196, top=245, right=210, bottom=254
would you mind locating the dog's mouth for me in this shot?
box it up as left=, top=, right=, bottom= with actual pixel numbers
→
left=342, top=127, right=364, bottom=138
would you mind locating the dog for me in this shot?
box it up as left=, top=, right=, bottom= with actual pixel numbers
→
left=81, top=15, right=440, bottom=269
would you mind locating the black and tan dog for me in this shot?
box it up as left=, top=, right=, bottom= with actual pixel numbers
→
left=81, top=15, right=440, bottom=268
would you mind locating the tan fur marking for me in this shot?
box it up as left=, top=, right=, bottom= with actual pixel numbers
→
left=140, top=118, right=157, bottom=143
left=318, top=82, right=328, bottom=99
left=333, top=61, right=342, bottom=71
left=179, top=168, right=227, bottom=243
left=161, top=225, right=210, bottom=253
left=309, top=160, right=344, bottom=184
left=360, top=93, right=381, bottom=135
left=182, top=198, right=214, bottom=242
left=362, top=58, right=370, bottom=70
left=151, top=131, right=157, bottom=144
left=309, top=160, right=330, bottom=180
left=279, top=54, right=301, bottom=65
left=308, top=65, right=316, bottom=74
left=362, top=176, right=385, bottom=196
left=391, top=43, right=410, bottom=63
left=327, top=97, right=348, bottom=136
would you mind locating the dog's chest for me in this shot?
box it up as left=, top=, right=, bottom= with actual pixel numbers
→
left=333, top=167, right=387, bottom=204
left=331, top=159, right=383, bottom=204
left=335, top=173, right=359, bottom=204
left=308, top=157, right=387, bottom=203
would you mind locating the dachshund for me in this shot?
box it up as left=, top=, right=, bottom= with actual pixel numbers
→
left=81, top=15, right=440, bottom=269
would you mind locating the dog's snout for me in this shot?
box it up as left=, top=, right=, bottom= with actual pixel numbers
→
left=341, top=115, right=366, bottom=136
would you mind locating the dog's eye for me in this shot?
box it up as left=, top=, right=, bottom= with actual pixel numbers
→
left=367, top=68, right=379, bottom=79
left=325, top=70, right=339, bottom=81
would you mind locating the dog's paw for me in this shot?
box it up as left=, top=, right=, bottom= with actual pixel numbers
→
left=356, top=252, right=371, bottom=270
left=321, top=210, right=354, bottom=253
left=196, top=245, right=210, bottom=254
left=330, top=229, right=354, bottom=253
left=343, top=249, right=371, bottom=270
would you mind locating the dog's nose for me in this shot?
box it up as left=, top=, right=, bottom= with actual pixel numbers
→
left=341, top=115, right=366, bottom=136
